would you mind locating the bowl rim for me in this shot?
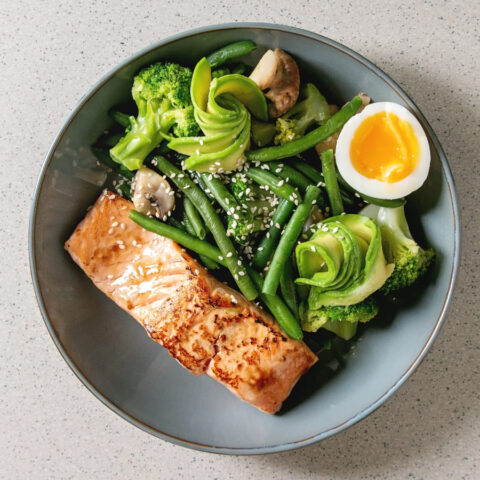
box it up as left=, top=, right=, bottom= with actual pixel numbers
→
left=29, top=22, right=461, bottom=455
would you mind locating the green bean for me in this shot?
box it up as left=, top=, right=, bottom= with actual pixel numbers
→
left=245, top=168, right=301, bottom=204
left=117, top=182, right=132, bottom=200
left=182, top=212, right=220, bottom=270
left=279, top=256, right=300, bottom=321
left=200, top=173, right=238, bottom=213
left=154, top=156, right=258, bottom=300
left=231, top=63, right=248, bottom=75
left=246, top=96, right=363, bottom=162
left=169, top=217, right=186, bottom=231
left=184, top=197, right=206, bottom=239
left=252, top=199, right=294, bottom=269
left=321, top=149, right=344, bottom=216
left=91, top=147, right=135, bottom=180
left=130, top=211, right=300, bottom=338
left=109, top=109, right=131, bottom=129
left=262, top=186, right=321, bottom=295
left=247, top=267, right=303, bottom=340
left=130, top=210, right=224, bottom=265
left=206, top=41, right=257, bottom=68
left=99, top=132, right=124, bottom=148
left=292, top=161, right=322, bottom=184
left=269, top=162, right=311, bottom=192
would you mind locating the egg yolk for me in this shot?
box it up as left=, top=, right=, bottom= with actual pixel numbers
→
left=350, top=111, right=419, bottom=183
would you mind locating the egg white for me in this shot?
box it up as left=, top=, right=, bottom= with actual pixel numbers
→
left=335, top=102, right=430, bottom=199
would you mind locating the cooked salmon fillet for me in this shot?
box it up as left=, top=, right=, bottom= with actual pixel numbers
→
left=65, top=191, right=317, bottom=414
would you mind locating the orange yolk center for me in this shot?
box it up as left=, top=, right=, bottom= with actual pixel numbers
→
left=350, top=111, right=419, bottom=183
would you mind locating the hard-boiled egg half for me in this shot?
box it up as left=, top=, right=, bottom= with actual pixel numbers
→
left=335, top=102, right=430, bottom=199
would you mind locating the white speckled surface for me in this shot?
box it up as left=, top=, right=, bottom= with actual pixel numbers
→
left=1, top=0, right=478, bottom=478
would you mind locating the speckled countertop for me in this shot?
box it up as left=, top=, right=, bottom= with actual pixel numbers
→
left=1, top=1, right=478, bottom=478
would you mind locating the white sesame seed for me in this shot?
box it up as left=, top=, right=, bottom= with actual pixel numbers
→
left=226, top=252, right=233, bottom=258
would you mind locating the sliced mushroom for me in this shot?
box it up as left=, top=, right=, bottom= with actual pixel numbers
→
left=315, top=93, right=371, bottom=155
left=132, top=167, right=175, bottom=220
left=249, top=48, right=300, bottom=118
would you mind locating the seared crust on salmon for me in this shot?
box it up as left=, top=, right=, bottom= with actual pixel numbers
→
left=65, top=191, right=317, bottom=413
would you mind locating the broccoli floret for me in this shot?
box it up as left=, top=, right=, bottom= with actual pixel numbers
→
left=227, top=213, right=264, bottom=242
left=226, top=174, right=277, bottom=242
left=110, top=62, right=200, bottom=171
left=361, top=205, right=435, bottom=294
left=274, top=83, right=331, bottom=145
left=301, top=297, right=379, bottom=340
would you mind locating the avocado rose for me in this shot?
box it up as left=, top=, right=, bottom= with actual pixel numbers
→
left=296, top=214, right=394, bottom=308
left=168, top=57, right=268, bottom=172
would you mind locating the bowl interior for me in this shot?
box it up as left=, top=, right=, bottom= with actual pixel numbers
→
left=31, top=25, right=458, bottom=453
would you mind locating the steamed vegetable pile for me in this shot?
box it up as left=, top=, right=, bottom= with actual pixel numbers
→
left=93, top=41, right=435, bottom=344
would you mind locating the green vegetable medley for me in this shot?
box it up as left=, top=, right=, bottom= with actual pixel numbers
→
left=93, top=41, right=435, bottom=347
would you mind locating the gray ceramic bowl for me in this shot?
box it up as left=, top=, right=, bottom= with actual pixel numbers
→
left=30, top=23, right=460, bottom=454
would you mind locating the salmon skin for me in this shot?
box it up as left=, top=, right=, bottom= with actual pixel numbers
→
left=65, top=191, right=317, bottom=414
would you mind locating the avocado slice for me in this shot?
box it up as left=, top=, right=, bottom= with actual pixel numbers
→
left=168, top=120, right=245, bottom=155
left=175, top=57, right=267, bottom=172
left=191, top=57, right=211, bottom=112
left=185, top=115, right=251, bottom=172
left=211, top=74, right=268, bottom=121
